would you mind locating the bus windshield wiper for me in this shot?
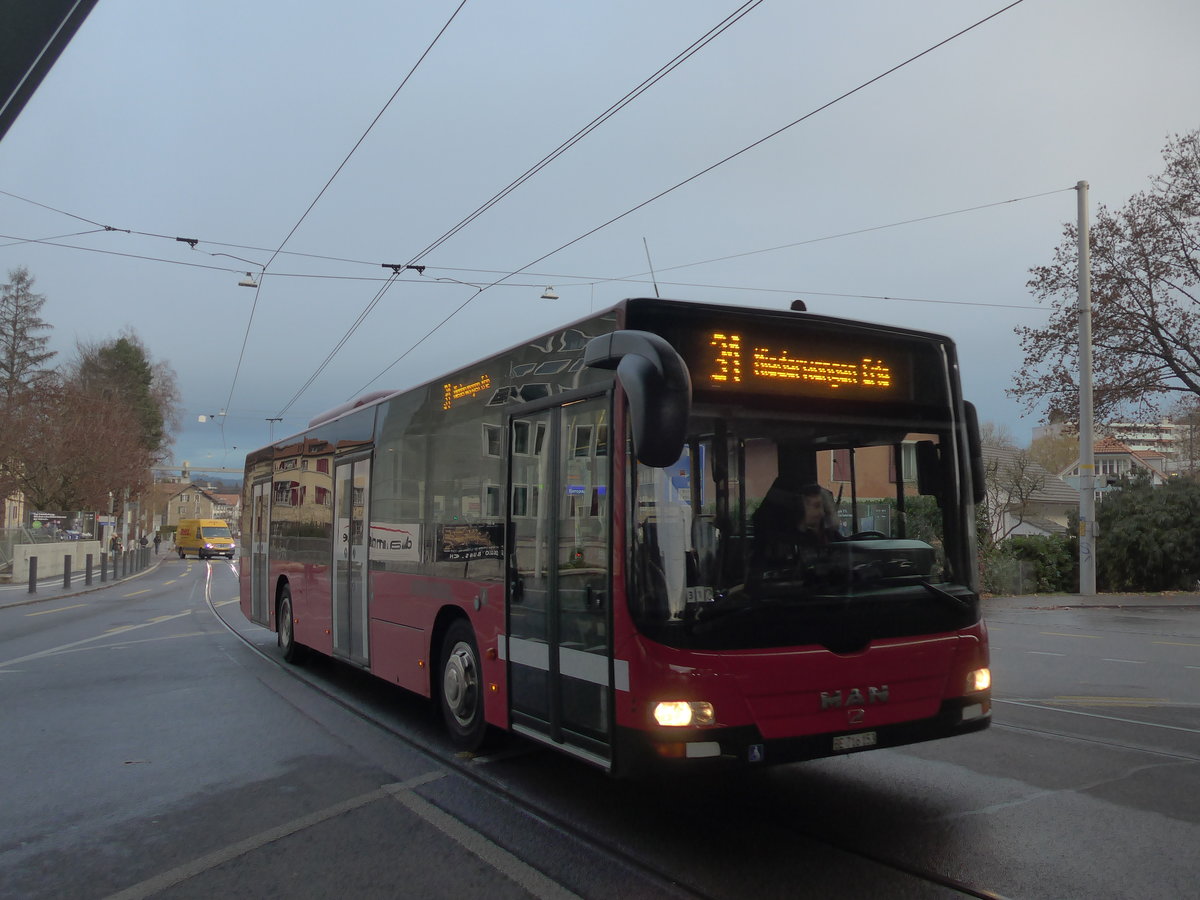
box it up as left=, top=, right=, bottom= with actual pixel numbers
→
left=918, top=579, right=971, bottom=612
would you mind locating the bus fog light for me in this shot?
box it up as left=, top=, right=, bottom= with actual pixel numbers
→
left=966, top=667, right=991, bottom=693
left=653, top=701, right=714, bottom=727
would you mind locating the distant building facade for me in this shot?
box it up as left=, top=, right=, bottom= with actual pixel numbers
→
left=1060, top=436, right=1169, bottom=498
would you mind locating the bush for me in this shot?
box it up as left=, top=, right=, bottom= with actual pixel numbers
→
left=1096, top=477, right=1200, bottom=591
left=982, top=533, right=1077, bottom=595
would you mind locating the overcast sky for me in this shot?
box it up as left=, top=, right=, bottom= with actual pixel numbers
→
left=3, top=0, right=1198, bottom=472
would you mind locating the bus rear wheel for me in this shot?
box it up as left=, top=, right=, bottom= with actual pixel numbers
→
left=439, top=619, right=487, bottom=750
left=278, top=586, right=305, bottom=664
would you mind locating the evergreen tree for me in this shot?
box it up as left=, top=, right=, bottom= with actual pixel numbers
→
left=1096, top=475, right=1200, bottom=591
left=0, top=266, right=56, bottom=406
left=77, top=333, right=172, bottom=454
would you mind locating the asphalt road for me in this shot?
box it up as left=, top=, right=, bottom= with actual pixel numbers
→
left=2, top=561, right=1198, bottom=898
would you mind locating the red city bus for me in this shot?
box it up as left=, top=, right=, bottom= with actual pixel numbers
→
left=240, top=297, right=990, bottom=774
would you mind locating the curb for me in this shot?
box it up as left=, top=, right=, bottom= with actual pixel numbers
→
left=0, top=554, right=172, bottom=612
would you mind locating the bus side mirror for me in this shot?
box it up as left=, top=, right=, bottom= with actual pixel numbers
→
left=584, top=330, right=692, bottom=468
left=964, top=402, right=986, bottom=505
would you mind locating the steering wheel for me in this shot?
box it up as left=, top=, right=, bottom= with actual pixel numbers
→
left=849, top=531, right=887, bottom=540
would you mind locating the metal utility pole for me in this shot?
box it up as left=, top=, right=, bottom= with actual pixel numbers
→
left=1077, top=180, right=1096, bottom=594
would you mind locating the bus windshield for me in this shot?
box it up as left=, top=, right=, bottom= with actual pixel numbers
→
left=630, top=409, right=977, bottom=652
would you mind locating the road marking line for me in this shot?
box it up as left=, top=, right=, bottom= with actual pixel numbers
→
left=1053, top=695, right=1164, bottom=702
left=124, top=590, right=151, bottom=597
left=102, top=772, right=444, bottom=900
left=1101, top=658, right=1145, bottom=665
left=214, top=598, right=239, bottom=607
left=1, top=610, right=193, bottom=668
left=25, top=603, right=87, bottom=617
left=1026, top=650, right=1065, bottom=656
left=51, top=633, right=207, bottom=656
left=1040, top=632, right=1100, bottom=639
left=385, top=780, right=582, bottom=900
left=1034, top=695, right=1165, bottom=708
left=1154, top=641, right=1200, bottom=647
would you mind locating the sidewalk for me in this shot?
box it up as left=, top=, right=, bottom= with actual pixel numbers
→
left=0, top=551, right=172, bottom=611
left=984, top=591, right=1200, bottom=611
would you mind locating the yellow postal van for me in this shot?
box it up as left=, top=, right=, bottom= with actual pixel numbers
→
left=176, top=519, right=236, bottom=559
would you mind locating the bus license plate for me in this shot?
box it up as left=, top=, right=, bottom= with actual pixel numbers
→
left=833, top=731, right=876, bottom=752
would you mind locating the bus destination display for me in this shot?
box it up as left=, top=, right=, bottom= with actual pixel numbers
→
left=697, top=328, right=912, bottom=401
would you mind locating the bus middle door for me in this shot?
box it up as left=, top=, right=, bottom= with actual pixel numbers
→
left=332, top=456, right=370, bottom=666
left=507, top=395, right=613, bottom=768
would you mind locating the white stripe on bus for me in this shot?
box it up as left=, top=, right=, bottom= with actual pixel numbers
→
left=501, top=635, right=628, bottom=692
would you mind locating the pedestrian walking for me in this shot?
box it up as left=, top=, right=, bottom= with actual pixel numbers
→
left=153, top=533, right=161, bottom=554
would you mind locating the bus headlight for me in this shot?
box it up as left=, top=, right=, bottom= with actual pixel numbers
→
left=653, top=701, right=715, bottom=727
left=966, top=668, right=991, bottom=693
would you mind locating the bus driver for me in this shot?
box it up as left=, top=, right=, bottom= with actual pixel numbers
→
left=751, top=479, right=842, bottom=577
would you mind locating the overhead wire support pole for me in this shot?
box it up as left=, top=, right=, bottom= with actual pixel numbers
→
left=1076, top=180, right=1096, bottom=595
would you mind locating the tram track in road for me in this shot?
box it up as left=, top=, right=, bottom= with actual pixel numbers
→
left=991, top=700, right=1200, bottom=764
left=200, top=574, right=1014, bottom=900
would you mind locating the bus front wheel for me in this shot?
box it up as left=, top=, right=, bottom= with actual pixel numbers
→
left=439, top=619, right=487, bottom=750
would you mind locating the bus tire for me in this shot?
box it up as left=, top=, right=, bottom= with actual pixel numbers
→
left=439, top=618, right=487, bottom=750
left=278, top=585, right=305, bottom=664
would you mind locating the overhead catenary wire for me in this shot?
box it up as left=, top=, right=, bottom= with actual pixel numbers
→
left=0, top=0, right=1036, bottom=417
left=354, top=0, right=1031, bottom=393
left=0, top=227, right=1048, bottom=313
left=602, top=186, right=1076, bottom=285
left=222, top=0, right=473, bottom=432
left=407, top=0, right=766, bottom=264
left=273, top=270, right=403, bottom=418
left=0, top=180, right=1063, bottom=314
left=2, top=180, right=1066, bottom=301
left=278, top=0, right=767, bottom=414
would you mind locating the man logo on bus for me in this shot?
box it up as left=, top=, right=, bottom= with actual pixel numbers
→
left=820, top=685, right=890, bottom=709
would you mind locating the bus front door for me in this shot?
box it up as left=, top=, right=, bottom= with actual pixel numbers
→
left=332, top=457, right=370, bottom=665
left=507, top=396, right=613, bottom=768
left=249, top=479, right=270, bottom=626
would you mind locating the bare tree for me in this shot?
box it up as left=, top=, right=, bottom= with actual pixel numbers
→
left=0, top=382, right=152, bottom=511
left=979, top=421, right=1017, bottom=449
left=1013, top=130, right=1200, bottom=424
left=981, top=448, right=1047, bottom=543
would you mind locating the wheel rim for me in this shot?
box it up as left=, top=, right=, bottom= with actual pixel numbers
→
left=443, top=641, right=478, bottom=728
left=279, top=598, right=293, bottom=649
